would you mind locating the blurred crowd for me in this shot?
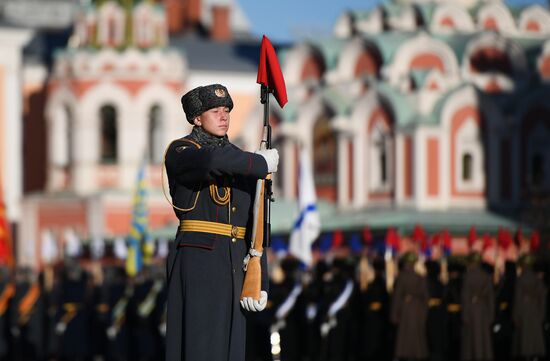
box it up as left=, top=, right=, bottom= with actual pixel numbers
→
left=0, top=243, right=548, bottom=361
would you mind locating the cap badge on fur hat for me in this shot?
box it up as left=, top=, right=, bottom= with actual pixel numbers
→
left=214, top=88, right=226, bottom=98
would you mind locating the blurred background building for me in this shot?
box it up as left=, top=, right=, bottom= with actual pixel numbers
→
left=0, top=0, right=549, bottom=267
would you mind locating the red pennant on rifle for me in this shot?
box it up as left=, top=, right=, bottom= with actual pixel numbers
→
left=257, top=35, right=288, bottom=108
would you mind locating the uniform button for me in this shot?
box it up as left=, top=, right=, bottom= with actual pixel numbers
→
left=231, top=206, right=237, bottom=213
left=231, top=237, right=237, bottom=243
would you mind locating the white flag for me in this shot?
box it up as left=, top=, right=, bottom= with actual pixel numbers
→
left=41, top=229, right=58, bottom=265
left=289, top=147, right=321, bottom=266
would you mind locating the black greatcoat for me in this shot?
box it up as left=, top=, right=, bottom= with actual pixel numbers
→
left=460, top=264, right=494, bottom=361
left=390, top=265, right=429, bottom=360
left=512, top=267, right=546, bottom=358
left=164, top=134, right=269, bottom=361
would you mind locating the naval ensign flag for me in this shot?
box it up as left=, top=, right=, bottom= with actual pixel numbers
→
left=289, top=147, right=321, bottom=266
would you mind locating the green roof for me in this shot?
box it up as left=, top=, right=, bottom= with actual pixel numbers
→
left=322, top=87, right=355, bottom=116
left=369, top=31, right=416, bottom=63
left=306, top=38, right=348, bottom=70
left=432, top=32, right=478, bottom=63
left=415, top=3, right=437, bottom=26
left=271, top=199, right=526, bottom=235
left=373, top=81, right=417, bottom=127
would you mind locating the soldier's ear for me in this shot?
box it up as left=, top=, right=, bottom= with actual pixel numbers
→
left=193, top=116, right=202, bottom=126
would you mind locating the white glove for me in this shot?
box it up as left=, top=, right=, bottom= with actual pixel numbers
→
left=240, top=290, right=268, bottom=312
left=256, top=149, right=279, bottom=173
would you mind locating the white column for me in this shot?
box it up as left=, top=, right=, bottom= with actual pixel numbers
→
left=414, top=128, right=426, bottom=209
left=354, top=130, right=366, bottom=209
left=395, top=133, right=404, bottom=205
left=73, top=107, right=98, bottom=194
left=0, top=28, right=33, bottom=223
left=18, top=198, right=38, bottom=267
left=337, top=134, right=349, bottom=209
left=119, top=105, right=143, bottom=190
left=47, top=106, right=70, bottom=191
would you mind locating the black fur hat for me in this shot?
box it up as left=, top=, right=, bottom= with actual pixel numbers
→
left=181, top=84, right=234, bottom=124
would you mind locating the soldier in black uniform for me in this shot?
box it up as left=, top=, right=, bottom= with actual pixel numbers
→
left=512, top=254, right=546, bottom=361
left=426, top=260, right=447, bottom=361
left=443, top=258, right=464, bottom=361
left=391, top=251, right=429, bottom=361
left=0, top=266, right=14, bottom=361
left=9, top=267, right=45, bottom=361
left=357, top=256, right=391, bottom=361
left=128, top=266, right=164, bottom=361
left=53, top=261, right=93, bottom=361
left=164, top=84, right=279, bottom=361
left=492, top=261, right=516, bottom=361
left=461, top=252, right=494, bottom=361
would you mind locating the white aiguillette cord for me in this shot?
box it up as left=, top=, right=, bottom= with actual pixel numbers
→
left=321, top=280, right=354, bottom=337
left=275, top=284, right=303, bottom=320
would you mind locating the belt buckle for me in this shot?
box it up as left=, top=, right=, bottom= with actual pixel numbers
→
left=231, top=226, right=239, bottom=238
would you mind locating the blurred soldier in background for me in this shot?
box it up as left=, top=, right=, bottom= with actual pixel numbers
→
left=493, top=260, right=516, bottom=361
left=443, top=259, right=464, bottom=361
left=9, top=267, right=45, bottom=361
left=426, top=260, right=446, bottom=361
left=512, top=254, right=546, bottom=361
left=302, top=260, right=327, bottom=361
left=357, top=256, right=390, bottom=361
left=53, top=261, right=93, bottom=361
left=317, top=256, right=358, bottom=361
left=128, top=265, right=164, bottom=361
left=103, top=265, right=132, bottom=361
left=461, top=252, right=494, bottom=361
left=0, top=265, right=13, bottom=360
left=267, top=257, right=303, bottom=361
left=391, top=251, right=429, bottom=361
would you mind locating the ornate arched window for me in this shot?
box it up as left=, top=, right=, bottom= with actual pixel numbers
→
left=369, top=122, right=392, bottom=191
left=462, top=153, right=473, bottom=181
left=149, top=104, right=164, bottom=164
left=313, top=116, right=337, bottom=202
left=455, top=118, right=484, bottom=192
left=100, top=104, right=117, bottom=163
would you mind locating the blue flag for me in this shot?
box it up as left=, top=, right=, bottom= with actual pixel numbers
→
left=126, top=158, right=150, bottom=276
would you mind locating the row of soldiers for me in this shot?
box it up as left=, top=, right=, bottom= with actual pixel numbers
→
left=247, top=250, right=549, bottom=361
left=0, top=260, right=167, bottom=361
left=0, top=246, right=548, bottom=361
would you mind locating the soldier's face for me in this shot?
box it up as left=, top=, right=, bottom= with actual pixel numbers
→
left=197, top=106, right=231, bottom=137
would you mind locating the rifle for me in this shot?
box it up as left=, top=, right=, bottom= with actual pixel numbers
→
left=241, top=35, right=287, bottom=301
left=240, top=85, right=273, bottom=301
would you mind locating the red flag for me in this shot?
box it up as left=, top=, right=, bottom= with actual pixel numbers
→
left=257, top=35, right=288, bottom=108
left=412, top=224, right=426, bottom=243
left=430, top=233, right=441, bottom=247
left=0, top=202, right=13, bottom=267
left=362, top=226, right=372, bottom=245
left=530, top=230, right=540, bottom=251
left=332, top=229, right=344, bottom=249
left=499, top=229, right=512, bottom=251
